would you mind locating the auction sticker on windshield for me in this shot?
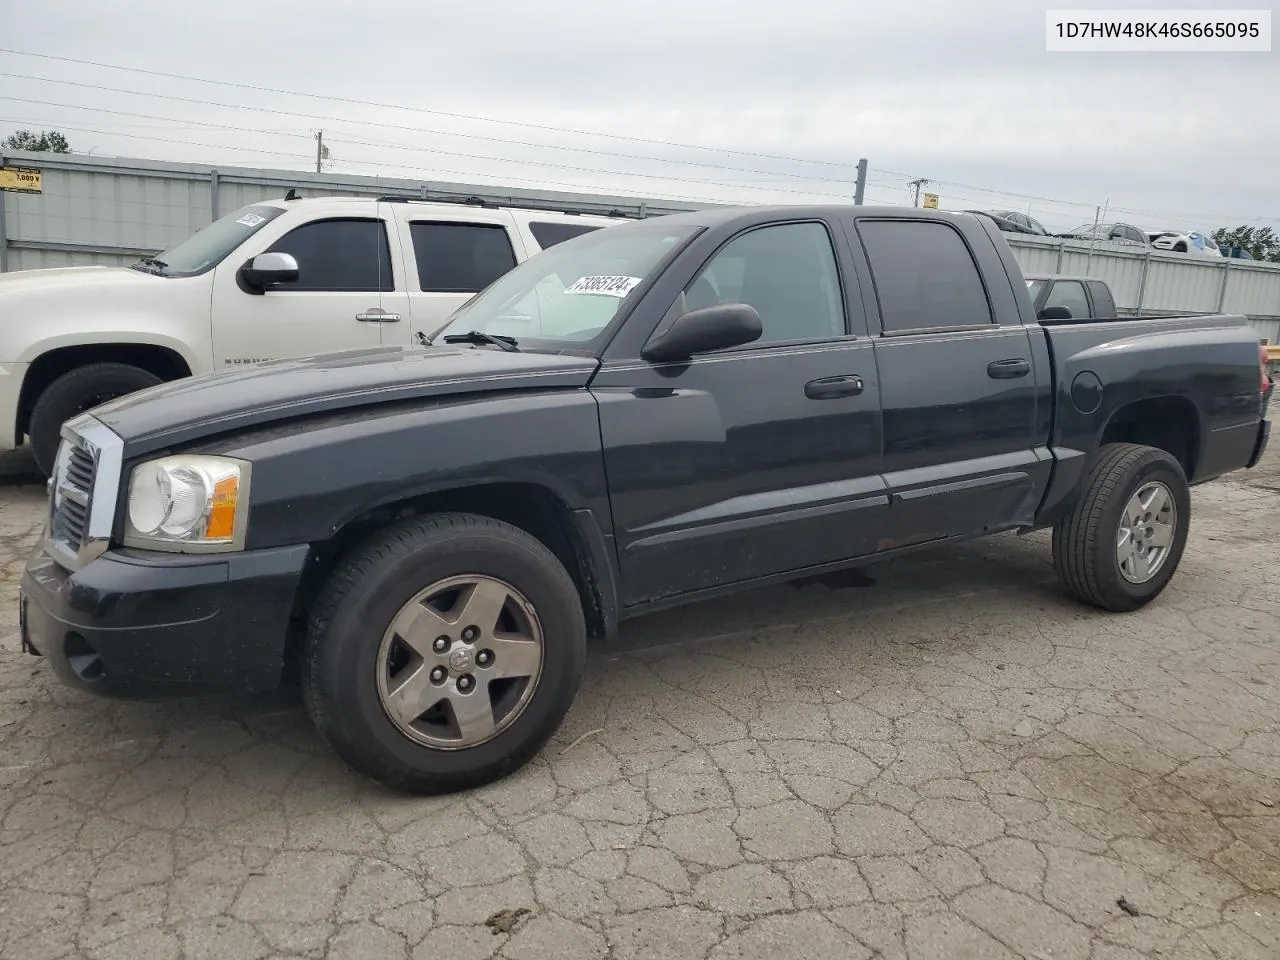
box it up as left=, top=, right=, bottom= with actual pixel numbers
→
left=236, top=213, right=267, bottom=227
left=565, top=275, right=642, bottom=297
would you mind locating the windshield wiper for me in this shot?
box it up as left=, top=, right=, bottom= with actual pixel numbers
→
left=440, top=331, right=519, bottom=352
left=130, top=257, right=168, bottom=275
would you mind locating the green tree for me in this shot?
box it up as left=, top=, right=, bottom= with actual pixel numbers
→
left=2, top=129, right=71, bottom=153
left=1211, top=225, right=1280, bottom=262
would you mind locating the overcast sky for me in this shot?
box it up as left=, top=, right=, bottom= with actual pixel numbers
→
left=2, top=0, right=1276, bottom=232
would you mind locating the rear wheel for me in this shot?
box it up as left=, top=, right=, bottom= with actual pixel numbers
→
left=1052, top=443, right=1190, bottom=612
left=304, top=512, right=587, bottom=794
left=29, top=363, right=163, bottom=476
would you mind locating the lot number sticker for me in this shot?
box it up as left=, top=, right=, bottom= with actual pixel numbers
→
left=565, top=275, right=642, bottom=298
left=236, top=213, right=267, bottom=227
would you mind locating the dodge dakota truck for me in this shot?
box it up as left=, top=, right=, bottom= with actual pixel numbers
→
left=0, top=195, right=623, bottom=477
left=20, top=205, right=1272, bottom=794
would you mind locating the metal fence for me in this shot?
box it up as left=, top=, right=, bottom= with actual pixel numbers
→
left=3, top=150, right=1280, bottom=337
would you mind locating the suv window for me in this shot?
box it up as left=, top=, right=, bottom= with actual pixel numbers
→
left=858, top=220, right=993, bottom=332
left=686, top=222, right=846, bottom=344
left=265, top=218, right=392, bottom=292
left=1044, top=280, right=1090, bottom=320
left=529, top=221, right=603, bottom=250
left=410, top=222, right=517, bottom=293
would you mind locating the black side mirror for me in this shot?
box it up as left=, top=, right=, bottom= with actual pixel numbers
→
left=1039, top=305, right=1073, bottom=321
left=641, top=303, right=763, bottom=363
left=238, top=252, right=300, bottom=292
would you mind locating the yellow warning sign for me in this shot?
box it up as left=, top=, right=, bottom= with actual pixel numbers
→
left=0, top=167, right=41, bottom=193
left=922, top=193, right=939, bottom=209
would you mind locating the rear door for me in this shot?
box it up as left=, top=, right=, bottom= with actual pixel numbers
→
left=843, top=215, right=1047, bottom=545
left=593, top=218, right=889, bottom=606
left=395, top=211, right=528, bottom=342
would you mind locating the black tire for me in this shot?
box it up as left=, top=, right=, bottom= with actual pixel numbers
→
left=1052, top=443, right=1190, bottom=612
left=29, top=363, right=163, bottom=476
left=304, top=512, right=587, bottom=794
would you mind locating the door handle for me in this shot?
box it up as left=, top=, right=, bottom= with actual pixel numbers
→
left=356, top=309, right=401, bottom=323
left=987, top=358, right=1030, bottom=379
left=804, top=375, right=864, bottom=399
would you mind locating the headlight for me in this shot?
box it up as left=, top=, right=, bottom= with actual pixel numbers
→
left=123, top=455, right=251, bottom=552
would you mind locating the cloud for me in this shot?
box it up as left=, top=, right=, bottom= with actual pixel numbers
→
left=3, top=0, right=1276, bottom=232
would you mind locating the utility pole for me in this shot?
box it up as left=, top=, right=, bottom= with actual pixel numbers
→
left=908, top=177, right=930, bottom=207
left=853, top=158, right=868, bottom=205
left=314, top=130, right=325, bottom=173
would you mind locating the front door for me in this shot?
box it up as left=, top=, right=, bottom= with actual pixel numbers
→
left=211, top=208, right=411, bottom=369
left=592, top=219, right=888, bottom=608
left=844, top=216, right=1046, bottom=545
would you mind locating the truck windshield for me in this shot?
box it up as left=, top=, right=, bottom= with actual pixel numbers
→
left=134, top=204, right=286, bottom=278
left=1026, top=278, right=1046, bottom=301
left=433, top=221, right=699, bottom=349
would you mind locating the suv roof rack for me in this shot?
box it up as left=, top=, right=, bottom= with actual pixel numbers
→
left=372, top=192, right=652, bottom=220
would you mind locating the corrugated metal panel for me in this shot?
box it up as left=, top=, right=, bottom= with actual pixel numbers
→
left=5, top=151, right=1280, bottom=322
left=1007, top=235, right=1280, bottom=320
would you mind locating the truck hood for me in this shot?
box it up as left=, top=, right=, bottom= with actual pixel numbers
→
left=86, top=344, right=600, bottom=453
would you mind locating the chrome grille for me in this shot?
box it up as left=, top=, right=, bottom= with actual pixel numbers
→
left=45, top=414, right=124, bottom=571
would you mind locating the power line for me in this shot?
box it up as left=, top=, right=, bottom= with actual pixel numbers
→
left=0, top=115, right=907, bottom=209
left=3, top=48, right=1268, bottom=227
left=0, top=94, right=865, bottom=201
left=0, top=71, right=871, bottom=190
left=0, top=47, right=864, bottom=172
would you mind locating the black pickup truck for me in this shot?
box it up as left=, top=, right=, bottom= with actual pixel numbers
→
left=20, top=206, right=1271, bottom=793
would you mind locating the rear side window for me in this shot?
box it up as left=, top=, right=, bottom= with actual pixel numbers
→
left=528, top=221, right=603, bottom=249
left=858, top=220, right=993, bottom=332
left=410, top=222, right=518, bottom=293
left=265, top=218, right=393, bottom=292
left=1086, top=280, right=1116, bottom=317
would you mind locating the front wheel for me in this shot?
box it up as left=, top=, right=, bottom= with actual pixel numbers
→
left=304, top=512, right=587, bottom=794
left=29, top=363, right=163, bottom=476
left=1052, top=443, right=1191, bottom=612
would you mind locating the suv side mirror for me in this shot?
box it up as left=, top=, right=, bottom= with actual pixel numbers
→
left=1039, top=305, right=1073, bottom=321
left=641, top=303, right=763, bottom=363
left=239, top=252, right=299, bottom=292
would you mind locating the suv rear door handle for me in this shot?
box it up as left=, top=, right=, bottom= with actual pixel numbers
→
left=805, top=375, right=864, bottom=399
left=987, top=358, right=1030, bottom=379
left=356, top=309, right=401, bottom=323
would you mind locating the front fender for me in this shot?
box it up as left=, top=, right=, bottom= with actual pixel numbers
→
left=190, top=389, right=612, bottom=550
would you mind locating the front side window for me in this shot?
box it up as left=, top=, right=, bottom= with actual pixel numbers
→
left=141, top=204, right=286, bottom=277
left=685, top=222, right=846, bottom=343
left=433, top=221, right=698, bottom=348
left=265, top=218, right=393, bottom=292
left=858, top=220, right=993, bottom=332
left=410, top=222, right=517, bottom=293
left=1044, top=280, right=1090, bottom=320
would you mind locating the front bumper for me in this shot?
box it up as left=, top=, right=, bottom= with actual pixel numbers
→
left=20, top=542, right=311, bottom=699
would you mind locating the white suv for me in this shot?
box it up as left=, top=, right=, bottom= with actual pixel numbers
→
left=0, top=195, right=627, bottom=474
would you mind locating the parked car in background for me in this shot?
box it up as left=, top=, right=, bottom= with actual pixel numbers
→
left=0, top=195, right=627, bottom=476
left=964, top=209, right=1050, bottom=236
left=20, top=204, right=1272, bottom=793
left=1150, top=230, right=1222, bottom=256
left=1057, top=222, right=1150, bottom=247
left=1024, top=274, right=1118, bottom=320
left=1221, top=246, right=1255, bottom=260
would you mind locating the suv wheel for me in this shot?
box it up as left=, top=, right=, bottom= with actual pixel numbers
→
left=29, top=363, right=163, bottom=476
left=304, top=512, right=587, bottom=794
left=1052, top=443, right=1191, bottom=612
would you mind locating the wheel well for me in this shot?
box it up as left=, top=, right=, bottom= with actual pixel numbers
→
left=1100, top=396, right=1199, bottom=478
left=296, top=483, right=610, bottom=645
left=17, top=344, right=191, bottom=441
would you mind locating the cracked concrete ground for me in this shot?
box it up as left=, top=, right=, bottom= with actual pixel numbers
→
left=1, top=448, right=1277, bottom=960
